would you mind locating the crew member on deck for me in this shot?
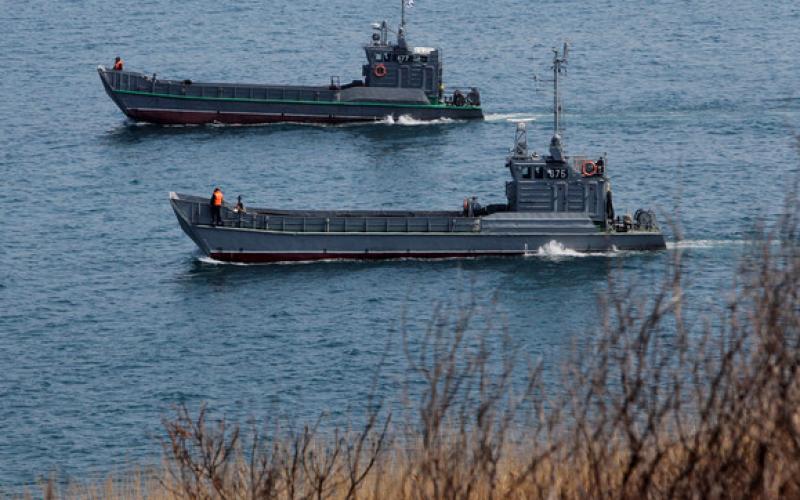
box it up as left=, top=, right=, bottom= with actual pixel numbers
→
left=470, top=196, right=481, bottom=216
left=113, top=56, right=124, bottom=71
left=467, top=87, right=481, bottom=106
left=234, top=195, right=246, bottom=214
left=453, top=89, right=465, bottom=107
left=210, top=187, right=224, bottom=226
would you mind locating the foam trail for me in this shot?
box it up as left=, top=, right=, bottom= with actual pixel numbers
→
left=197, top=256, right=248, bottom=266
left=484, top=112, right=541, bottom=122
left=197, top=255, right=368, bottom=266
left=126, top=120, right=153, bottom=127
left=379, top=114, right=458, bottom=126
left=534, top=240, right=585, bottom=258
left=666, top=239, right=748, bottom=250
left=524, top=241, right=633, bottom=259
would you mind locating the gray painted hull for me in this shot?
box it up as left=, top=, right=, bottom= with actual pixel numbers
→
left=98, top=68, right=483, bottom=125
left=171, top=193, right=666, bottom=263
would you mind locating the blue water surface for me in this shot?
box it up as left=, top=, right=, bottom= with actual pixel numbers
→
left=1, top=0, right=799, bottom=490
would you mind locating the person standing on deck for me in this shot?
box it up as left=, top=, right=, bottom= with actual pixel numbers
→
left=234, top=195, right=246, bottom=214
left=113, top=56, right=124, bottom=71
left=210, top=187, right=224, bottom=226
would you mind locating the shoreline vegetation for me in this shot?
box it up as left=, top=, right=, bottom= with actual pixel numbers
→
left=31, top=190, right=799, bottom=499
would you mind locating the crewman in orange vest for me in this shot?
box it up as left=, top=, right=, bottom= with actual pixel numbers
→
left=113, top=56, right=124, bottom=71
left=209, top=187, right=224, bottom=226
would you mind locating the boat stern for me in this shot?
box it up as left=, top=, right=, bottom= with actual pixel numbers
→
left=611, top=230, right=667, bottom=251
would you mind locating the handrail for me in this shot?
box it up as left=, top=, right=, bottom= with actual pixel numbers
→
left=185, top=200, right=476, bottom=233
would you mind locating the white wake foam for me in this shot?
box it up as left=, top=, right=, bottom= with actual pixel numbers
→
left=484, top=112, right=540, bottom=122
left=666, top=239, right=747, bottom=249
left=533, top=240, right=586, bottom=258
left=381, top=114, right=458, bottom=126
left=523, top=241, right=632, bottom=260
left=197, top=256, right=249, bottom=266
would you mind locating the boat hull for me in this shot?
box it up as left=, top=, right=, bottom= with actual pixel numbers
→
left=197, top=231, right=666, bottom=263
left=202, top=233, right=666, bottom=262
left=99, top=68, right=483, bottom=125
left=117, top=99, right=482, bottom=125
left=170, top=194, right=666, bottom=263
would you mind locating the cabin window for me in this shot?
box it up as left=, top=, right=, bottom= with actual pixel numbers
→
left=420, top=56, right=428, bottom=63
left=374, top=53, right=384, bottom=62
left=521, top=167, right=532, bottom=179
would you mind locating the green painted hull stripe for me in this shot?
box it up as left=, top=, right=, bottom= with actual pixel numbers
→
left=112, top=89, right=482, bottom=111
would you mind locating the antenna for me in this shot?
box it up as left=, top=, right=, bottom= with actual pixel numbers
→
left=513, top=122, right=529, bottom=157
left=552, top=42, right=568, bottom=138
left=530, top=40, right=544, bottom=96
left=371, top=20, right=389, bottom=45
left=398, top=0, right=409, bottom=48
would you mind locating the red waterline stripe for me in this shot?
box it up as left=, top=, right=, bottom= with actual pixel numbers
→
left=127, top=108, right=376, bottom=125
left=209, top=251, right=519, bottom=263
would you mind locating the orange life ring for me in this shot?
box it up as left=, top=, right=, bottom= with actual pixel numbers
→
left=374, top=64, right=387, bottom=78
left=581, top=160, right=598, bottom=177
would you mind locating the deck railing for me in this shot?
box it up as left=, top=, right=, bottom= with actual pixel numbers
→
left=105, top=70, right=339, bottom=102
left=186, top=200, right=478, bottom=233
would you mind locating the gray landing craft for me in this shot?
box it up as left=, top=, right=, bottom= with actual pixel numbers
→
left=97, top=5, right=482, bottom=125
left=169, top=45, right=666, bottom=262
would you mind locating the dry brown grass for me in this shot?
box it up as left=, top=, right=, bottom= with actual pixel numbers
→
left=34, top=190, right=799, bottom=500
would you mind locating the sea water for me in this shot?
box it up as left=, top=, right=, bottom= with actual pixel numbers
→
left=1, top=0, right=799, bottom=490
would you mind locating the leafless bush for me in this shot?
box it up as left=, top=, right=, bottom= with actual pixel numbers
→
left=157, top=402, right=390, bottom=500
left=552, top=189, right=800, bottom=499
left=397, top=296, right=544, bottom=500
left=161, top=404, right=240, bottom=498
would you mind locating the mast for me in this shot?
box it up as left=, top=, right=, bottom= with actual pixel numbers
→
left=547, top=43, right=568, bottom=161
left=552, top=42, right=568, bottom=137
left=398, top=0, right=408, bottom=48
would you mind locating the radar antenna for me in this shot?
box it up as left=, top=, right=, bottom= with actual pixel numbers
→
left=513, top=122, right=529, bottom=158
left=371, top=21, right=389, bottom=45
